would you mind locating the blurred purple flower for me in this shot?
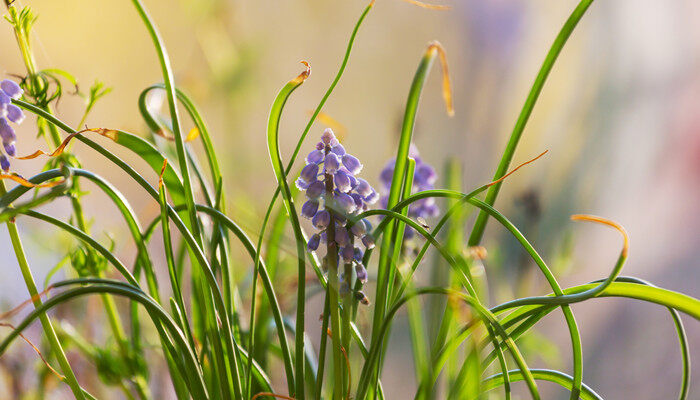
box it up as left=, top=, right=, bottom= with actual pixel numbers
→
left=379, top=144, right=439, bottom=245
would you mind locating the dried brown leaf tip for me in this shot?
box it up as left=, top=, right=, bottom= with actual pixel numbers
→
left=426, top=41, right=454, bottom=116
left=15, top=127, right=118, bottom=160
left=0, top=173, right=65, bottom=188
left=0, top=322, right=64, bottom=382
left=0, top=286, right=54, bottom=320
left=401, top=0, right=450, bottom=10
left=487, top=150, right=549, bottom=187
left=159, top=159, right=169, bottom=189
left=292, top=60, right=311, bottom=84
left=154, top=126, right=200, bottom=142
left=570, top=214, right=630, bottom=258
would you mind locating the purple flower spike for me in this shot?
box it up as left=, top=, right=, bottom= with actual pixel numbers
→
left=0, top=155, right=9, bottom=171
left=300, top=129, right=378, bottom=287
left=6, top=105, right=24, bottom=124
left=300, top=163, right=319, bottom=184
left=301, top=200, right=319, bottom=219
left=335, top=226, right=350, bottom=247
left=331, top=143, right=346, bottom=156
left=0, top=80, right=22, bottom=99
left=0, top=119, right=16, bottom=143
left=4, top=143, right=15, bottom=157
left=306, top=149, right=324, bottom=165
left=308, top=234, right=321, bottom=251
left=312, top=209, right=330, bottom=229
left=342, top=154, right=362, bottom=174
left=321, top=128, right=335, bottom=145
left=341, top=246, right=354, bottom=263
left=306, top=181, right=325, bottom=199
left=334, top=192, right=356, bottom=214
left=361, top=234, right=375, bottom=249
left=334, top=170, right=352, bottom=193
left=324, top=152, right=340, bottom=173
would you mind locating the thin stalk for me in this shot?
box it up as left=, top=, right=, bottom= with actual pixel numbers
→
left=0, top=181, right=85, bottom=400
left=324, top=145, right=344, bottom=400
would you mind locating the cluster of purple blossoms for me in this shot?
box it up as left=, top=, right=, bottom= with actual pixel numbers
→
left=0, top=79, right=25, bottom=171
left=379, top=144, right=439, bottom=243
left=297, top=128, right=377, bottom=296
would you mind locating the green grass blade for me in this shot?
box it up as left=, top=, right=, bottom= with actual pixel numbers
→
left=468, top=0, right=594, bottom=246
left=266, top=63, right=311, bottom=398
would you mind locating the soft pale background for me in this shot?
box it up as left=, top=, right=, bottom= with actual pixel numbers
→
left=1, top=0, right=699, bottom=398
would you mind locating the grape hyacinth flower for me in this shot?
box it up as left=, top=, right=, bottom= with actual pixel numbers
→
left=0, top=79, right=25, bottom=171
left=379, top=144, right=439, bottom=245
left=299, top=128, right=377, bottom=298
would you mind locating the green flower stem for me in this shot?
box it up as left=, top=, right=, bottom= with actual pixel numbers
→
left=0, top=180, right=86, bottom=400
left=326, top=147, right=345, bottom=400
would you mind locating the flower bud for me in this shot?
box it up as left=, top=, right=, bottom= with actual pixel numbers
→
left=306, top=181, right=325, bottom=199
left=306, top=149, right=324, bottom=164
left=334, top=192, right=356, bottom=214
left=350, top=219, right=367, bottom=237
left=321, top=128, right=335, bottom=144
left=335, top=226, right=350, bottom=246
left=4, top=143, right=15, bottom=157
left=355, top=263, right=368, bottom=284
left=356, top=178, right=372, bottom=197
left=324, top=152, right=340, bottom=173
left=300, top=163, right=319, bottom=184
left=312, top=210, right=330, bottom=229
left=6, top=105, right=24, bottom=124
left=307, top=234, right=321, bottom=251
left=0, top=155, right=9, bottom=171
left=341, top=246, right=354, bottom=263
left=0, top=80, right=23, bottom=99
left=342, top=154, right=362, bottom=174
left=0, top=119, right=16, bottom=143
left=301, top=200, right=319, bottom=219
left=334, top=170, right=352, bottom=193
left=361, top=234, right=375, bottom=249
left=331, top=143, right=346, bottom=156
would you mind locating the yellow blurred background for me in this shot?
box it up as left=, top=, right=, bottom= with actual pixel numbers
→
left=1, top=0, right=699, bottom=398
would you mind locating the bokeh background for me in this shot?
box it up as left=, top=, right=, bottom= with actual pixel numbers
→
left=1, top=0, right=699, bottom=398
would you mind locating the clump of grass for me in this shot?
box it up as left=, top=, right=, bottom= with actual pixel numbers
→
left=0, top=0, right=697, bottom=399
